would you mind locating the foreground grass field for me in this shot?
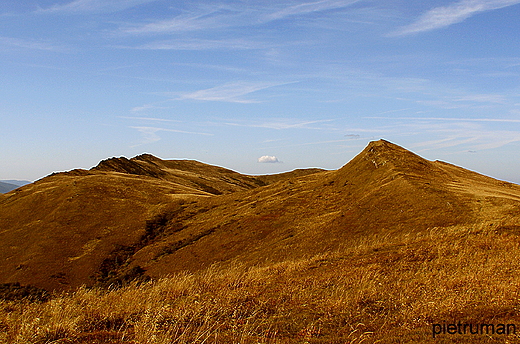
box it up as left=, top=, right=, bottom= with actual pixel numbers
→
left=2, top=222, right=520, bottom=344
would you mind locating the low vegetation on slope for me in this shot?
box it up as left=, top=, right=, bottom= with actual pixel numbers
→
left=2, top=222, right=520, bottom=344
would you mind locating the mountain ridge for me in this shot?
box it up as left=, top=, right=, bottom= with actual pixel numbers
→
left=1, top=139, right=519, bottom=292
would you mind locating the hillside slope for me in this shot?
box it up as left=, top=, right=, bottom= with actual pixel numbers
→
left=1, top=140, right=519, bottom=293
left=130, top=140, right=520, bottom=279
left=0, top=157, right=321, bottom=291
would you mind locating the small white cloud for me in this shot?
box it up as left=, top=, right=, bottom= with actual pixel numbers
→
left=258, top=155, right=281, bottom=163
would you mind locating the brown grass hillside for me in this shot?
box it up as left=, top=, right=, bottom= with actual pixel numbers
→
left=0, top=154, right=320, bottom=291
left=126, top=140, right=520, bottom=280
left=2, top=224, right=520, bottom=343
left=1, top=139, right=520, bottom=343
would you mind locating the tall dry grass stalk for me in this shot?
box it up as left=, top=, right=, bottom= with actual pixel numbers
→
left=2, top=223, right=520, bottom=343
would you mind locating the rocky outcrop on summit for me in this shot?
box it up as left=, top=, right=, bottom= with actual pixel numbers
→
left=92, top=154, right=267, bottom=195
left=92, top=155, right=166, bottom=178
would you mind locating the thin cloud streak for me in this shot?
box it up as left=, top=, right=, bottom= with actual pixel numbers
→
left=263, top=138, right=374, bottom=149
left=119, top=1, right=364, bottom=36
left=265, top=0, right=362, bottom=21
left=37, top=0, right=157, bottom=14
left=392, top=0, right=520, bottom=36
left=414, top=136, right=481, bottom=151
left=130, top=104, right=171, bottom=113
left=128, top=38, right=275, bottom=51
left=121, top=10, right=226, bottom=35
left=0, top=36, right=68, bottom=52
left=178, top=81, right=295, bottom=103
left=414, top=131, right=520, bottom=151
left=453, top=94, right=508, bottom=103
left=225, top=119, right=334, bottom=130
left=119, top=116, right=181, bottom=123
left=130, top=126, right=212, bottom=147
left=367, top=116, right=520, bottom=123
left=381, top=119, right=520, bottom=152
left=131, top=126, right=212, bottom=136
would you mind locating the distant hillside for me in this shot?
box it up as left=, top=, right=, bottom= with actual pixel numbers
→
left=1, top=180, right=31, bottom=187
left=0, top=180, right=32, bottom=194
left=0, top=181, right=19, bottom=193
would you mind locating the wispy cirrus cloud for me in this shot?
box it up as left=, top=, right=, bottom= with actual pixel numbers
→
left=130, top=126, right=212, bottom=147
left=414, top=90, right=514, bottom=109
left=119, top=116, right=181, bottom=123
left=369, top=116, right=520, bottom=152
left=225, top=119, right=334, bottom=130
left=128, top=38, right=275, bottom=51
left=264, top=0, right=362, bottom=21
left=119, top=0, right=365, bottom=36
left=130, top=103, right=172, bottom=113
left=262, top=137, right=381, bottom=150
left=414, top=129, right=520, bottom=151
left=0, top=36, right=68, bottom=52
left=367, top=116, right=520, bottom=123
left=120, top=9, right=227, bottom=34
left=392, top=0, right=520, bottom=36
left=178, top=81, right=295, bottom=103
left=37, top=0, right=157, bottom=14
left=0, top=37, right=73, bottom=53
left=453, top=94, right=508, bottom=104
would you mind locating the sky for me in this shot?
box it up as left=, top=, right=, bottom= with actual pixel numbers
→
left=1, top=0, right=520, bottom=183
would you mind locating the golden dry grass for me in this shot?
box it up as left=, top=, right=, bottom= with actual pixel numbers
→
left=2, top=140, right=520, bottom=343
left=2, top=222, right=520, bottom=344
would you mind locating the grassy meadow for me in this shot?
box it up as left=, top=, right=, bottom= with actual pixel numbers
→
left=2, top=222, right=520, bottom=344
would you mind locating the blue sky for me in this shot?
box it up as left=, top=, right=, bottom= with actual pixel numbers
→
left=1, top=0, right=520, bottom=183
